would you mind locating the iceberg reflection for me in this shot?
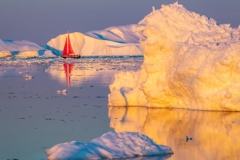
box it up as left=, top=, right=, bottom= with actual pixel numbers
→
left=109, top=107, right=240, bottom=160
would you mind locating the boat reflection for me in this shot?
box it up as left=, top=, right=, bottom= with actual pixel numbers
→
left=109, top=107, right=240, bottom=160
left=46, top=61, right=87, bottom=87
left=63, top=61, right=73, bottom=88
left=46, top=60, right=117, bottom=88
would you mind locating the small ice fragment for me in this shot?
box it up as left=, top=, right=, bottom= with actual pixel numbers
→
left=23, top=75, right=33, bottom=80
left=56, top=90, right=61, bottom=94
left=62, top=89, right=67, bottom=95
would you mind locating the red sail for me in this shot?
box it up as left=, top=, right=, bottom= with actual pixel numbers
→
left=62, top=33, right=75, bottom=56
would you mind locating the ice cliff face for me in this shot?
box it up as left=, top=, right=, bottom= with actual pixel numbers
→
left=0, top=39, right=54, bottom=58
left=108, top=2, right=240, bottom=111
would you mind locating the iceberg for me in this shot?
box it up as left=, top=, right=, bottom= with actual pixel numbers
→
left=45, top=131, right=173, bottom=160
left=46, top=30, right=143, bottom=57
left=85, top=24, right=145, bottom=44
left=0, top=39, right=55, bottom=58
left=108, top=2, right=240, bottom=111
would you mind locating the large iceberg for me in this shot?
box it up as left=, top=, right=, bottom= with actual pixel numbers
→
left=85, top=24, right=145, bottom=44
left=108, top=2, right=240, bottom=111
left=45, top=131, right=173, bottom=159
left=46, top=30, right=143, bottom=57
left=0, top=39, right=55, bottom=58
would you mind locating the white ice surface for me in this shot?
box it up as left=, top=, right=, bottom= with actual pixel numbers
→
left=0, top=39, right=42, bottom=52
left=45, top=131, right=172, bottom=160
left=85, top=24, right=145, bottom=44
left=47, top=31, right=142, bottom=56
left=0, top=39, right=55, bottom=58
left=108, top=2, right=240, bottom=111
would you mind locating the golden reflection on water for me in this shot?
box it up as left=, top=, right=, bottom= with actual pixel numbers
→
left=109, top=107, right=240, bottom=160
left=46, top=61, right=86, bottom=87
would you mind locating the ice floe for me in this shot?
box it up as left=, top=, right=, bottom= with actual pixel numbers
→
left=23, top=75, right=33, bottom=81
left=45, top=131, right=173, bottom=159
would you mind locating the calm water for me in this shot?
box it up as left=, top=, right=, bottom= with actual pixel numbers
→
left=0, top=57, right=240, bottom=160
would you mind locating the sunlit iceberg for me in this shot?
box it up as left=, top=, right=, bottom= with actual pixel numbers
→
left=46, top=30, right=143, bottom=56
left=85, top=24, right=145, bottom=44
left=45, top=131, right=173, bottom=159
left=108, top=2, right=240, bottom=111
left=0, top=39, right=55, bottom=58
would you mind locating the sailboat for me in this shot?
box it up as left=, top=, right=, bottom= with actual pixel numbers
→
left=61, top=33, right=81, bottom=59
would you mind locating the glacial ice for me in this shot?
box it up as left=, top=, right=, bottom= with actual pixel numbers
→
left=85, top=24, right=145, bottom=43
left=108, top=2, right=240, bottom=111
left=46, top=31, right=142, bottom=56
left=45, top=131, right=173, bottom=160
left=0, top=39, right=55, bottom=58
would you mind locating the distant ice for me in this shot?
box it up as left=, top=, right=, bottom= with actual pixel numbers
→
left=45, top=131, right=173, bottom=159
left=108, top=2, right=240, bottom=111
left=0, top=39, right=56, bottom=58
left=61, top=89, right=67, bottom=95
left=46, top=32, right=142, bottom=57
left=85, top=24, right=145, bottom=44
left=56, top=90, right=61, bottom=94
left=23, top=75, right=33, bottom=81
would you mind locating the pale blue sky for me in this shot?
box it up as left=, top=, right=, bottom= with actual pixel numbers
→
left=1, top=0, right=240, bottom=45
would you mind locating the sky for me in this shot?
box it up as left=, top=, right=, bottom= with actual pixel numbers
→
left=1, top=0, right=240, bottom=45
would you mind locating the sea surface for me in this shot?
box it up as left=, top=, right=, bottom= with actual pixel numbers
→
left=0, top=57, right=240, bottom=160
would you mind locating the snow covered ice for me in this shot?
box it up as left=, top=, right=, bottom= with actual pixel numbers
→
left=45, top=131, right=173, bottom=160
left=0, top=39, right=55, bottom=58
left=108, top=2, right=240, bottom=111
left=47, top=30, right=143, bottom=56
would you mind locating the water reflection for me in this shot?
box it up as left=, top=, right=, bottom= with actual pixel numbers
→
left=123, top=155, right=172, bottom=160
left=63, top=61, right=73, bottom=88
left=109, top=107, right=240, bottom=160
left=46, top=61, right=86, bottom=87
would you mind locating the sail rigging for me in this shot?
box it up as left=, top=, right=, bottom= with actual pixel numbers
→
left=62, top=33, right=75, bottom=57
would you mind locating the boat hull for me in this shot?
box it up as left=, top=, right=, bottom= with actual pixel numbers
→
left=61, top=55, right=81, bottom=59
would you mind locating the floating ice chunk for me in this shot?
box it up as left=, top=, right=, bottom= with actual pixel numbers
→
left=15, top=50, right=38, bottom=58
left=56, top=90, right=61, bottom=94
left=45, top=131, right=173, bottom=159
left=62, top=89, right=67, bottom=95
left=23, top=75, right=33, bottom=80
left=0, top=51, right=11, bottom=58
